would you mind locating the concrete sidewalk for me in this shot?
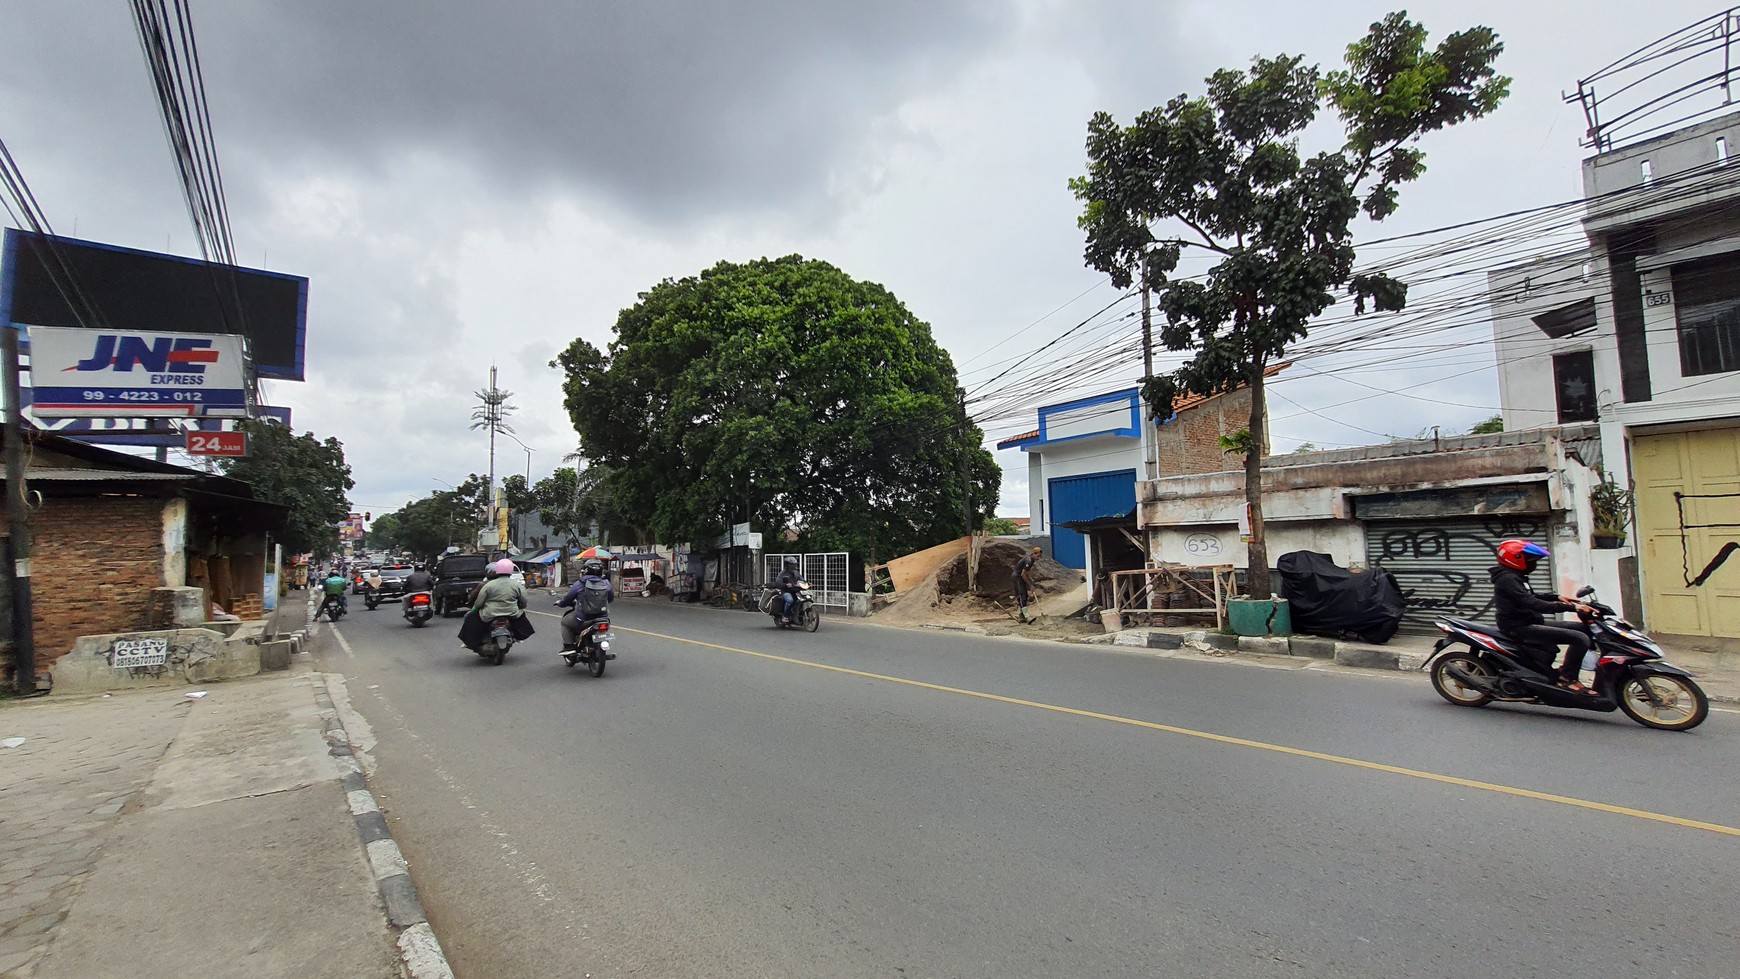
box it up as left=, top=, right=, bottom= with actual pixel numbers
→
left=1105, top=625, right=1740, bottom=704
left=0, top=667, right=420, bottom=978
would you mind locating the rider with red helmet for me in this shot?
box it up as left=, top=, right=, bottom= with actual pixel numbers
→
left=1490, top=540, right=1596, bottom=693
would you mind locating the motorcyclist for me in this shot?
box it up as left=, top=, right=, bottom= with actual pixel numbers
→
left=776, top=556, right=803, bottom=624
left=402, top=563, right=435, bottom=595
left=1490, top=539, right=1597, bottom=694
left=556, top=559, right=615, bottom=652
left=458, top=558, right=535, bottom=650
left=318, top=569, right=349, bottom=618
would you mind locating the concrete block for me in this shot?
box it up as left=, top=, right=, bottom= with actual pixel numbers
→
left=258, top=639, right=294, bottom=672
left=1112, top=630, right=1151, bottom=647
left=202, top=620, right=245, bottom=638
left=1147, top=632, right=1185, bottom=650
left=847, top=593, right=871, bottom=617
left=1198, top=632, right=1240, bottom=651
left=50, top=628, right=260, bottom=695
left=1288, top=637, right=1338, bottom=659
left=1335, top=644, right=1401, bottom=671
left=149, top=587, right=208, bottom=629
left=1237, top=636, right=1291, bottom=656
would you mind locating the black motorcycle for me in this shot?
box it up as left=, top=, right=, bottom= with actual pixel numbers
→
left=761, top=581, right=820, bottom=632
left=402, top=591, right=433, bottom=628
left=1424, top=586, right=1707, bottom=731
left=315, top=594, right=347, bottom=623
left=472, top=616, right=516, bottom=665
left=562, top=613, right=614, bottom=678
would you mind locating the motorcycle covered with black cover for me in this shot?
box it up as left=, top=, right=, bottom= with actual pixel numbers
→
left=1276, top=551, right=1405, bottom=644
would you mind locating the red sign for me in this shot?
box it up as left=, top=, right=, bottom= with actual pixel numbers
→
left=184, top=431, right=249, bottom=457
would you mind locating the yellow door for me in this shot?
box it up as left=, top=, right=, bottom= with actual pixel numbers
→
left=1634, top=428, right=1740, bottom=637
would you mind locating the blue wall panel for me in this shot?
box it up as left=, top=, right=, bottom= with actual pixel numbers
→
left=1046, top=469, right=1137, bottom=569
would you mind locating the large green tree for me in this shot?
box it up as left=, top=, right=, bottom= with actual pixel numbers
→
left=220, top=419, right=355, bottom=557
left=1072, top=12, right=1508, bottom=598
left=556, top=256, right=998, bottom=560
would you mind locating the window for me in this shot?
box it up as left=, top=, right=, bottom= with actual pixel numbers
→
left=1672, top=252, right=1740, bottom=376
left=1551, top=350, right=1597, bottom=422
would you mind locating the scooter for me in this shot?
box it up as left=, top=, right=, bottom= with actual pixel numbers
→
left=474, top=617, right=516, bottom=665
left=402, top=591, right=433, bottom=628
left=562, top=613, right=614, bottom=678
left=760, top=582, right=820, bottom=632
left=315, top=594, right=347, bottom=623
left=1423, top=585, right=1708, bottom=731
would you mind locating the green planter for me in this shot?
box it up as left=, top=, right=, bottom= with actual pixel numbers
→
left=1227, top=597, right=1292, bottom=637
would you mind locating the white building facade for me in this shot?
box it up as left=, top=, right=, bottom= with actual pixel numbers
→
left=1490, top=111, right=1740, bottom=642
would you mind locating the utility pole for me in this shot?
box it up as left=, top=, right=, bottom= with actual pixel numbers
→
left=959, top=390, right=975, bottom=593
left=1141, top=252, right=1156, bottom=482
left=486, top=366, right=498, bottom=552
left=4, top=327, right=36, bottom=694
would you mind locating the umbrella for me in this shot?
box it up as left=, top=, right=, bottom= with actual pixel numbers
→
left=577, top=546, right=614, bottom=561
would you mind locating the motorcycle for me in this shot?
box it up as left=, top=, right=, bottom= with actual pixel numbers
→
left=363, top=582, right=383, bottom=611
left=1424, top=585, right=1708, bottom=731
left=562, top=613, right=614, bottom=678
left=473, top=617, right=516, bottom=665
left=315, top=594, right=347, bottom=623
left=761, top=581, right=820, bottom=632
left=402, top=591, right=433, bottom=628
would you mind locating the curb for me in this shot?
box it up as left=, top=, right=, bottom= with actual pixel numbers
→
left=311, top=674, right=455, bottom=979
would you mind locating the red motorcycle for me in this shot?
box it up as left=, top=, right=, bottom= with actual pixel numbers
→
left=1424, top=586, right=1707, bottom=731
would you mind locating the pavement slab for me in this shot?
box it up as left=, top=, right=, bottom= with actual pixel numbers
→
left=0, top=668, right=402, bottom=979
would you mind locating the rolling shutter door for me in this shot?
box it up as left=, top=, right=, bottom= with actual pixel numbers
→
left=1047, top=469, right=1137, bottom=570
left=1365, top=517, right=1556, bottom=631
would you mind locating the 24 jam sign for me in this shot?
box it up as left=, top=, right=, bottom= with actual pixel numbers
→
left=184, top=430, right=249, bottom=457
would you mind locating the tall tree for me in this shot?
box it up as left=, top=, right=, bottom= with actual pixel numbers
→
left=1072, top=12, right=1508, bottom=599
left=556, top=256, right=999, bottom=559
left=220, top=419, right=355, bottom=557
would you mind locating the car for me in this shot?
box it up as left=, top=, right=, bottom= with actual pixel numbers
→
left=431, top=554, right=492, bottom=617
left=373, top=564, right=414, bottom=599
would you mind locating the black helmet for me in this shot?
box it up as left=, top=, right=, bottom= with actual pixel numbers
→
left=583, top=559, right=605, bottom=576
left=783, top=556, right=799, bottom=568
left=413, top=563, right=426, bottom=572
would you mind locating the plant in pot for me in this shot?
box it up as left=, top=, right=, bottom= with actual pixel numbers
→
left=1589, top=473, right=1634, bottom=549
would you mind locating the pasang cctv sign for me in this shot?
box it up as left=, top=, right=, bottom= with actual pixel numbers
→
left=24, top=325, right=249, bottom=418
left=184, top=430, right=249, bottom=457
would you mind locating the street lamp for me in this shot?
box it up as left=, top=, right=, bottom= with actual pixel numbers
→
left=500, top=432, right=534, bottom=547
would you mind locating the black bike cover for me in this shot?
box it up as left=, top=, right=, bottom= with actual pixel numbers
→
left=1276, top=551, right=1405, bottom=645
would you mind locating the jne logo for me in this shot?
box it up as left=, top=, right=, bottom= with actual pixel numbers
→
left=66, top=335, right=219, bottom=374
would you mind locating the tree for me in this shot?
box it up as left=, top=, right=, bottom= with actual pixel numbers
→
left=362, top=513, right=402, bottom=552
left=982, top=516, right=1022, bottom=536
left=374, top=480, right=490, bottom=562
left=555, top=256, right=1000, bottom=560
left=1291, top=442, right=1319, bottom=454
left=1072, top=12, right=1508, bottom=599
left=220, top=419, right=355, bottom=557
left=1469, top=414, right=1504, bottom=435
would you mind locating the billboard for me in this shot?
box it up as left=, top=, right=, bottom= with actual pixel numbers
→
left=340, top=514, right=366, bottom=541
left=24, top=325, right=249, bottom=418
left=23, top=404, right=291, bottom=449
left=0, top=228, right=309, bottom=381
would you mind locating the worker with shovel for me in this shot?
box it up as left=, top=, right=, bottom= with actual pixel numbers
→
left=1013, top=545, right=1041, bottom=624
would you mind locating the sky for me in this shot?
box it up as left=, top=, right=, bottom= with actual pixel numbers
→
left=0, top=0, right=1725, bottom=524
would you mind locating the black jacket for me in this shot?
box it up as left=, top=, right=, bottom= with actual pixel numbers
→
left=1489, top=565, right=1571, bottom=632
left=777, top=569, right=802, bottom=592
left=403, top=571, right=435, bottom=593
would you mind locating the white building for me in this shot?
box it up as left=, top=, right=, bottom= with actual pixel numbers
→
left=1490, top=111, right=1740, bottom=643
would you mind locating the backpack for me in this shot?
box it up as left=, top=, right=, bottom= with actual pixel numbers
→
left=580, top=578, right=612, bottom=615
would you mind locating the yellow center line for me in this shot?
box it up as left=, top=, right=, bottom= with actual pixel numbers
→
left=610, top=623, right=1740, bottom=839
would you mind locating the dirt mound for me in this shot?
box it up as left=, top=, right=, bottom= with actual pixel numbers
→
left=936, top=539, right=1080, bottom=599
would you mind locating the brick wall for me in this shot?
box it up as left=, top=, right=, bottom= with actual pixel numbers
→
left=1156, top=387, right=1256, bottom=476
left=31, top=496, right=168, bottom=667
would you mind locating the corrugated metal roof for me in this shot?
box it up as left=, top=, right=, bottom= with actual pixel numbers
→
left=26, top=468, right=196, bottom=482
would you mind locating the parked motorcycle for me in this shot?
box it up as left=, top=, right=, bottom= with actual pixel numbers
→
left=402, top=591, right=434, bottom=628
left=562, top=614, right=614, bottom=678
left=761, top=581, right=820, bottom=632
left=1424, top=585, right=1707, bottom=731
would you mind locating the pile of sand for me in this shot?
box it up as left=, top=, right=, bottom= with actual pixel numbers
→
left=872, top=539, right=1086, bottom=630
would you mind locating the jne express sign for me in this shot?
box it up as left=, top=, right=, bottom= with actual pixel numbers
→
left=25, top=325, right=249, bottom=418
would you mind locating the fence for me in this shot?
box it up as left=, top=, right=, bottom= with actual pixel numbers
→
left=761, top=552, right=852, bottom=611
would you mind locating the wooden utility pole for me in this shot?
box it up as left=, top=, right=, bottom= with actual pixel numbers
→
left=959, top=391, right=976, bottom=593
left=4, top=327, right=36, bottom=693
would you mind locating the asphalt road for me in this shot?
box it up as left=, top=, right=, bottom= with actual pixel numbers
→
left=315, top=595, right=1740, bottom=979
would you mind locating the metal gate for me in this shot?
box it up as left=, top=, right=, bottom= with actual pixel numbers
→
left=762, top=552, right=851, bottom=610
left=1047, top=469, right=1136, bottom=569
left=1365, top=516, right=1555, bottom=630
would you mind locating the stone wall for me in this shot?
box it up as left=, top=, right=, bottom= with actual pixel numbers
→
left=32, top=496, right=170, bottom=668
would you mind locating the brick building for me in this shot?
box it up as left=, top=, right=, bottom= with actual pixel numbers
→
left=995, top=365, right=1285, bottom=577
left=2, top=432, right=287, bottom=679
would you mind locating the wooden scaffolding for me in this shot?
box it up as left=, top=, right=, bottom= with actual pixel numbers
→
left=1106, top=564, right=1238, bottom=630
